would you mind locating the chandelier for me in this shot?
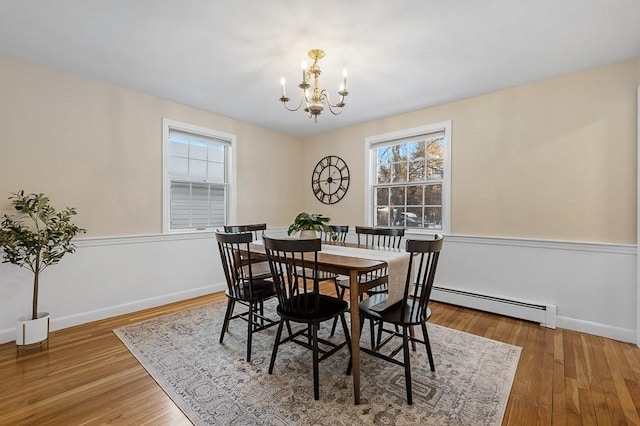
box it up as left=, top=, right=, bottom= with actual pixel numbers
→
left=279, top=49, right=348, bottom=122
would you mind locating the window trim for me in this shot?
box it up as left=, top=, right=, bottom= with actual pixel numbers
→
left=162, top=118, right=236, bottom=233
left=364, top=121, right=452, bottom=234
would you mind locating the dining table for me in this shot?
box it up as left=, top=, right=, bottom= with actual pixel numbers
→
left=248, top=240, right=409, bottom=405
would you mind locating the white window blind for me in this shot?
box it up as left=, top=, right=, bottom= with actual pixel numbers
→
left=164, top=121, right=232, bottom=231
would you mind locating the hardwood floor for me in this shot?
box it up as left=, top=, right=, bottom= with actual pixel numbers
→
left=1, top=288, right=639, bottom=425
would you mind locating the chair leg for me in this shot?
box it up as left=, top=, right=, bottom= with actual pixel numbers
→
left=376, top=319, right=384, bottom=350
left=269, top=320, right=285, bottom=374
left=334, top=279, right=342, bottom=298
left=421, top=323, right=435, bottom=372
left=409, top=325, right=417, bottom=351
left=340, top=313, right=352, bottom=376
left=219, top=298, right=234, bottom=343
left=312, top=322, right=320, bottom=400
left=246, top=302, right=254, bottom=362
left=330, top=286, right=346, bottom=337
left=402, top=326, right=413, bottom=405
left=370, top=318, right=377, bottom=349
left=259, top=301, right=264, bottom=326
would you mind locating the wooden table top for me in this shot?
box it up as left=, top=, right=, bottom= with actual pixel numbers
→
left=248, top=241, right=389, bottom=275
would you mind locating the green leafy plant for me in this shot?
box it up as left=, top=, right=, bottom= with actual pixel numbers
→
left=0, top=191, right=86, bottom=320
left=287, top=212, right=332, bottom=236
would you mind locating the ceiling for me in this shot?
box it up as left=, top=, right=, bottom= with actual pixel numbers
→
left=1, top=1, right=639, bottom=138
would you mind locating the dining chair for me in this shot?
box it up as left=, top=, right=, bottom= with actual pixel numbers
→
left=322, top=225, right=349, bottom=243
left=355, top=226, right=405, bottom=296
left=320, top=225, right=350, bottom=336
left=358, top=235, right=444, bottom=405
left=355, top=225, right=404, bottom=249
left=224, top=223, right=267, bottom=241
left=216, top=231, right=278, bottom=362
left=331, top=226, right=405, bottom=345
left=224, top=223, right=270, bottom=279
left=263, top=236, right=352, bottom=400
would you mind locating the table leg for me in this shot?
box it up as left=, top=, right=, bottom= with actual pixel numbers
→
left=349, top=269, right=361, bottom=405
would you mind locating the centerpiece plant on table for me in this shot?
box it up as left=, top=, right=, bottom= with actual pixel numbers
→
left=287, top=212, right=332, bottom=239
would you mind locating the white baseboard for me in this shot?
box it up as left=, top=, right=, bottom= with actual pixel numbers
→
left=0, top=283, right=225, bottom=344
left=556, top=316, right=637, bottom=344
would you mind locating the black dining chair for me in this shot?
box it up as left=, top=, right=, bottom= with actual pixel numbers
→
left=355, top=226, right=405, bottom=296
left=224, top=223, right=267, bottom=241
left=355, top=226, right=404, bottom=249
left=322, top=225, right=349, bottom=243
left=358, top=235, right=444, bottom=405
left=332, top=226, right=405, bottom=345
left=321, top=225, right=350, bottom=336
left=263, top=236, right=352, bottom=400
left=216, top=231, right=278, bottom=362
left=224, top=223, right=271, bottom=279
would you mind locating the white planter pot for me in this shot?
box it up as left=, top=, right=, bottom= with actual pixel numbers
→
left=299, top=230, right=319, bottom=239
left=16, top=312, right=50, bottom=346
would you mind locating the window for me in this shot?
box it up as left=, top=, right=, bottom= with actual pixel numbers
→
left=162, top=119, right=235, bottom=232
left=366, top=122, right=451, bottom=233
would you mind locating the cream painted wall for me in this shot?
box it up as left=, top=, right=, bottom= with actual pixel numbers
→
left=0, top=54, right=302, bottom=237
left=301, top=58, right=640, bottom=244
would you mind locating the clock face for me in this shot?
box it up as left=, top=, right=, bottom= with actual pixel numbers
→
left=311, top=155, right=350, bottom=205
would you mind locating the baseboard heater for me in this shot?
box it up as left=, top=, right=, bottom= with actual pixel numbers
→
left=431, top=285, right=557, bottom=329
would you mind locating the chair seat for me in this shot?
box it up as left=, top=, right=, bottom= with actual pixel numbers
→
left=359, top=294, right=431, bottom=326
left=367, top=283, right=388, bottom=295
left=226, top=279, right=276, bottom=301
left=277, top=294, right=348, bottom=323
left=316, top=270, right=339, bottom=281
left=297, top=267, right=339, bottom=282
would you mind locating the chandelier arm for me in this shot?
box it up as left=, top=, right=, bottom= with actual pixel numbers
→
left=281, top=95, right=307, bottom=112
left=321, top=90, right=346, bottom=115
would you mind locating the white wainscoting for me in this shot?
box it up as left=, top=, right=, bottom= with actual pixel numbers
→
left=427, top=234, right=637, bottom=344
left=0, top=232, right=225, bottom=344
left=0, top=230, right=637, bottom=345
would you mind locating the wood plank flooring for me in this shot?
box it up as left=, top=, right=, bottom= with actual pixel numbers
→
left=1, top=288, right=639, bottom=425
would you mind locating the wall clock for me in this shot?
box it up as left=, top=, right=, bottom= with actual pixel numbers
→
left=311, top=155, right=350, bottom=204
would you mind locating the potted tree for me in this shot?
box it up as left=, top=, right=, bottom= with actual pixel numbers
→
left=0, top=190, right=86, bottom=348
left=287, top=212, right=332, bottom=238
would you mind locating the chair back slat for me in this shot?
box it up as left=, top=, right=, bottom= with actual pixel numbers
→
left=323, top=225, right=349, bottom=243
left=263, top=236, right=322, bottom=316
left=355, top=226, right=404, bottom=249
left=216, top=231, right=257, bottom=299
left=401, top=236, right=444, bottom=320
left=224, top=223, right=267, bottom=241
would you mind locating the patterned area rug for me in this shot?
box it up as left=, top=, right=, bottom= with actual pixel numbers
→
left=114, top=300, right=521, bottom=425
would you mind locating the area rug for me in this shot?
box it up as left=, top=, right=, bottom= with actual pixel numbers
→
left=114, top=300, right=521, bottom=425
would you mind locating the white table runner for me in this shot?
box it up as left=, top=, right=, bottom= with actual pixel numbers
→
left=321, top=244, right=410, bottom=310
